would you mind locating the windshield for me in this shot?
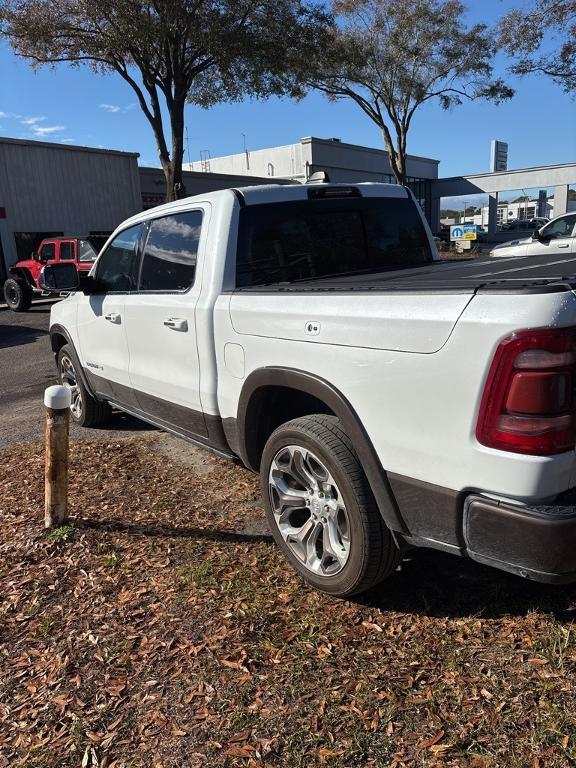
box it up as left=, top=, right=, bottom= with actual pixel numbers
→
left=236, top=197, right=432, bottom=287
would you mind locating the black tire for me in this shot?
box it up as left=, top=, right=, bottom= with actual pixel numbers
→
left=261, top=414, right=400, bottom=597
left=57, top=344, right=111, bottom=427
left=3, top=277, right=32, bottom=312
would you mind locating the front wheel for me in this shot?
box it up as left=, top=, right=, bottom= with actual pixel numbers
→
left=260, top=414, right=400, bottom=597
left=57, top=344, right=111, bottom=427
left=3, top=277, right=32, bottom=312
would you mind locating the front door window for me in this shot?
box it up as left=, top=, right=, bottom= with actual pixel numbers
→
left=95, top=225, right=142, bottom=292
left=40, top=242, right=56, bottom=262
left=540, top=215, right=576, bottom=240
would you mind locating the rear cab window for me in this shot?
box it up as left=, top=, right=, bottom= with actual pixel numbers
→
left=235, top=196, right=432, bottom=288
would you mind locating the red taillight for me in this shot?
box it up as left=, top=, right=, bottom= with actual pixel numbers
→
left=476, top=327, right=576, bottom=455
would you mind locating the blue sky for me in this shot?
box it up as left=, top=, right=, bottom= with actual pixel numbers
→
left=0, top=0, right=574, bottom=181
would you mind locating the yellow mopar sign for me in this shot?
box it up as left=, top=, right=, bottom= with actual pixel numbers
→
left=463, top=231, right=477, bottom=240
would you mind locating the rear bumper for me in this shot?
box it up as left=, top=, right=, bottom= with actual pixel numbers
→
left=463, top=492, right=576, bottom=584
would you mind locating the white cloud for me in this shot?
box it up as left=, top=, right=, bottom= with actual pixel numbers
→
left=59, top=138, right=76, bottom=144
left=21, top=116, right=46, bottom=125
left=100, top=103, right=135, bottom=114
left=31, top=124, right=66, bottom=136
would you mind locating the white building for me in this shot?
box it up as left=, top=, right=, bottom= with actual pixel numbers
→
left=450, top=197, right=575, bottom=228
left=184, top=136, right=439, bottom=221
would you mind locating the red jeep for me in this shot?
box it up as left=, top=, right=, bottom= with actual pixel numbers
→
left=3, top=236, right=105, bottom=311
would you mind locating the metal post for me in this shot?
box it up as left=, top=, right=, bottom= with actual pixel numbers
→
left=44, top=385, right=71, bottom=529
left=488, top=192, right=499, bottom=237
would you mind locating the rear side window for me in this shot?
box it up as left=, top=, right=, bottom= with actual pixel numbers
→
left=236, top=197, right=432, bottom=287
left=79, top=240, right=98, bottom=262
left=96, top=225, right=141, bottom=292
left=60, top=242, right=74, bottom=260
left=139, top=211, right=202, bottom=292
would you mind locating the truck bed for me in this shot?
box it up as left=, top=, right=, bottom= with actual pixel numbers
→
left=235, top=253, right=576, bottom=295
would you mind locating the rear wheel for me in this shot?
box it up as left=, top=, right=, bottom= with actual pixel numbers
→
left=57, top=344, right=111, bottom=427
left=3, top=277, right=32, bottom=312
left=261, top=414, right=401, bottom=597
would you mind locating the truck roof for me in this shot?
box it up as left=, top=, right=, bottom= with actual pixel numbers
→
left=120, top=182, right=410, bottom=229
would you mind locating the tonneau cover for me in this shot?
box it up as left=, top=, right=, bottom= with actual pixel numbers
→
left=235, top=253, right=576, bottom=295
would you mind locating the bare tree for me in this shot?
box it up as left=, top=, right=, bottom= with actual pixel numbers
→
left=0, top=0, right=330, bottom=201
left=306, top=0, right=513, bottom=186
left=499, top=0, right=576, bottom=94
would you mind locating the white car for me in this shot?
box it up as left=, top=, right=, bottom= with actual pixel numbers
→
left=490, top=212, right=576, bottom=257
left=42, top=183, right=576, bottom=596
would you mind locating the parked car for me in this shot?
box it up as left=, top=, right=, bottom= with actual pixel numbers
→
left=45, top=183, right=576, bottom=596
left=490, top=212, right=576, bottom=258
left=3, top=236, right=104, bottom=311
left=499, top=218, right=535, bottom=232
left=499, top=218, right=549, bottom=233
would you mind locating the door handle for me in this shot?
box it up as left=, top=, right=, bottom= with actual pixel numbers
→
left=163, top=317, right=188, bottom=331
left=557, top=243, right=569, bottom=248
left=104, top=312, right=121, bottom=324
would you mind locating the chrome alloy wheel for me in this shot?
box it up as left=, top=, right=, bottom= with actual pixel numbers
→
left=268, top=445, right=351, bottom=576
left=59, top=354, right=82, bottom=419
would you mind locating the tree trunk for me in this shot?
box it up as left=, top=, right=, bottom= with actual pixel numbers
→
left=165, top=98, right=186, bottom=203
left=394, top=151, right=407, bottom=187
left=380, top=127, right=407, bottom=187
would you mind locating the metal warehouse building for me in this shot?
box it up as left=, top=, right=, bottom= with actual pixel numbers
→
left=0, top=138, right=142, bottom=279
left=0, top=136, right=285, bottom=280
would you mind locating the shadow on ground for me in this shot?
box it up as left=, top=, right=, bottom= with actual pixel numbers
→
left=91, top=410, right=158, bottom=433
left=0, top=323, right=47, bottom=349
left=69, top=508, right=576, bottom=620
left=358, top=547, right=576, bottom=621
left=72, top=516, right=272, bottom=544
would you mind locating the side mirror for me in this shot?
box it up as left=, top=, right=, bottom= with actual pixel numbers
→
left=39, top=262, right=79, bottom=292
left=532, top=229, right=542, bottom=241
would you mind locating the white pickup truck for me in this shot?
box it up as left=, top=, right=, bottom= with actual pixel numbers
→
left=44, top=182, right=576, bottom=597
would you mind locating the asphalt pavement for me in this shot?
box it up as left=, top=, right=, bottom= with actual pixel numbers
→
left=0, top=300, right=154, bottom=448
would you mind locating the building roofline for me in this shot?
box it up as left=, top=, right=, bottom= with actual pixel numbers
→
left=0, top=135, right=139, bottom=158
left=439, top=162, right=576, bottom=183
left=186, top=137, right=439, bottom=166
left=300, top=136, right=440, bottom=165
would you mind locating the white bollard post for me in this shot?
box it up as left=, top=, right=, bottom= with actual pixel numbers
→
left=44, top=385, right=71, bottom=529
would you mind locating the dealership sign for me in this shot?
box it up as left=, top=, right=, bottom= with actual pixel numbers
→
left=450, top=224, right=477, bottom=241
